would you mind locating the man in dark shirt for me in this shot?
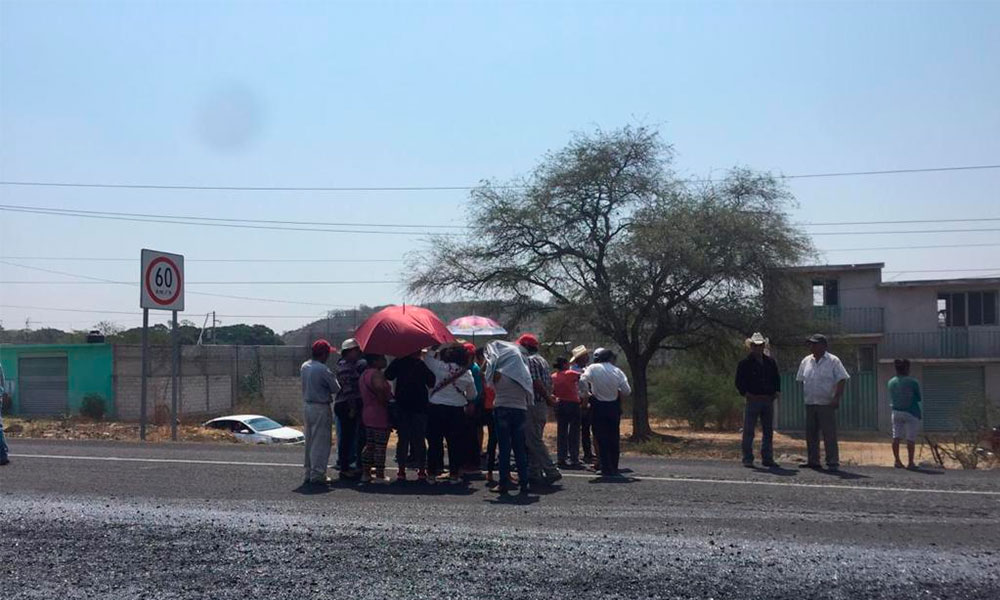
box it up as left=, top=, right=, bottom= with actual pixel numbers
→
left=734, top=332, right=781, bottom=468
left=385, top=350, right=436, bottom=482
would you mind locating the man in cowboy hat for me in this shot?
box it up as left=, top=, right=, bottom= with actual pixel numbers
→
left=570, top=345, right=595, bottom=465
left=796, top=333, right=850, bottom=471
left=334, top=337, right=367, bottom=479
left=734, top=332, right=781, bottom=467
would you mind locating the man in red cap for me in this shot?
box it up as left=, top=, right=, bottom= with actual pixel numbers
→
left=517, top=333, right=561, bottom=485
left=301, top=339, right=341, bottom=485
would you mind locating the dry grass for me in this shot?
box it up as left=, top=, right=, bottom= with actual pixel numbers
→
left=3, top=416, right=237, bottom=444
left=3, top=414, right=982, bottom=468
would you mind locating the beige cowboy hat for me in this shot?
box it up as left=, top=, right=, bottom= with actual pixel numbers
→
left=744, top=332, right=768, bottom=349
left=570, top=344, right=590, bottom=363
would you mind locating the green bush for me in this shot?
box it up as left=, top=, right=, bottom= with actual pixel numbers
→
left=80, top=393, right=106, bottom=421
left=649, top=364, right=743, bottom=430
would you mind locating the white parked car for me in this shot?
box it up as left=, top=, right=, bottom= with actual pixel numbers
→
left=203, top=414, right=305, bottom=445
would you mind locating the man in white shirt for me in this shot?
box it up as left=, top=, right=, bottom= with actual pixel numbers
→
left=301, top=339, right=341, bottom=485
left=581, top=347, right=631, bottom=477
left=795, top=333, right=850, bottom=471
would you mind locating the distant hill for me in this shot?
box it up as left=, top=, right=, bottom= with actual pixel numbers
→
left=280, top=300, right=549, bottom=346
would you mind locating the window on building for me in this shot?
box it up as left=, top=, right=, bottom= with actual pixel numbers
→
left=812, top=279, right=839, bottom=306
left=938, top=291, right=998, bottom=327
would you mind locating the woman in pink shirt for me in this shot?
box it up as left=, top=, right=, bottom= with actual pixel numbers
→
left=360, top=354, right=393, bottom=483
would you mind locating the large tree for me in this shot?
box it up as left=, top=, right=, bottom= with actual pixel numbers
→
left=408, top=126, right=811, bottom=439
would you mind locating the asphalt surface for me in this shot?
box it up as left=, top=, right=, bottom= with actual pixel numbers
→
left=2, top=439, right=998, bottom=599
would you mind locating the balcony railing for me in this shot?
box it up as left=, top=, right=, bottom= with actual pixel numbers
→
left=882, top=330, right=1000, bottom=359
left=811, top=306, right=884, bottom=334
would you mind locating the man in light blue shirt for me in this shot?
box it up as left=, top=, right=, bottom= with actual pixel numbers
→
left=796, top=334, right=850, bottom=471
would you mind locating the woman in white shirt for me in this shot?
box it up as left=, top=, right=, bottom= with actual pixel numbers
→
left=581, top=348, right=631, bottom=477
left=424, top=343, right=477, bottom=482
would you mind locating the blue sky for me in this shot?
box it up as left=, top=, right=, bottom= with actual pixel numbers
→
left=1, top=0, right=998, bottom=333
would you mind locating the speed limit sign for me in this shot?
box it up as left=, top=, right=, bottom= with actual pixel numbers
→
left=140, top=249, right=185, bottom=311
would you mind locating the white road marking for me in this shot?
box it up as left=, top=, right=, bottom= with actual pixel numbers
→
left=11, top=452, right=1000, bottom=497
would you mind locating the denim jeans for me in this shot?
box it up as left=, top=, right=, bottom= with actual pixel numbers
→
left=592, top=399, right=621, bottom=475
left=494, top=407, right=529, bottom=487
left=556, top=402, right=582, bottom=464
left=741, top=399, right=774, bottom=463
left=394, top=408, right=428, bottom=469
left=806, top=404, right=840, bottom=468
left=334, top=401, right=361, bottom=472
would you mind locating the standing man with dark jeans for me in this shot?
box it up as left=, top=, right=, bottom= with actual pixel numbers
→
left=796, top=334, right=850, bottom=472
left=385, top=350, right=436, bottom=481
left=581, top=348, right=631, bottom=477
left=484, top=340, right=534, bottom=495
left=301, top=339, right=341, bottom=485
left=552, top=356, right=583, bottom=468
left=334, top=338, right=366, bottom=480
left=519, top=334, right=562, bottom=485
left=570, top=345, right=594, bottom=465
left=734, top=332, right=781, bottom=468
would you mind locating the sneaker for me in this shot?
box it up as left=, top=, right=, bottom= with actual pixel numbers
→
left=762, top=460, right=779, bottom=468
left=545, top=470, right=563, bottom=483
left=396, top=468, right=407, bottom=482
left=557, top=461, right=570, bottom=469
left=308, top=476, right=332, bottom=485
left=742, top=459, right=754, bottom=468
left=826, top=465, right=839, bottom=473
left=894, top=461, right=905, bottom=469
left=1, top=457, right=11, bottom=466
left=417, top=469, right=428, bottom=482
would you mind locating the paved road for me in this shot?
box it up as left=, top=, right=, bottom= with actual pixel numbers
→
left=2, top=439, right=998, bottom=599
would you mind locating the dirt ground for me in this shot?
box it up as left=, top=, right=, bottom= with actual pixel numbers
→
left=3, top=414, right=948, bottom=468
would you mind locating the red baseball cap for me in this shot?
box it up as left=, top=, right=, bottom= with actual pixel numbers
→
left=311, top=339, right=337, bottom=355
left=516, top=333, right=539, bottom=349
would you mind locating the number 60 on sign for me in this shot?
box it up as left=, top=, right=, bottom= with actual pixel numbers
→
left=140, top=249, right=185, bottom=311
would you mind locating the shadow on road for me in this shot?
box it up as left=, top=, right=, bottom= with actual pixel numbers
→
left=483, top=493, right=541, bottom=506
left=292, top=483, right=334, bottom=496
left=901, top=466, right=945, bottom=475
left=816, top=469, right=869, bottom=480
left=751, top=465, right=798, bottom=477
left=338, top=480, right=477, bottom=496
left=587, top=476, right=640, bottom=484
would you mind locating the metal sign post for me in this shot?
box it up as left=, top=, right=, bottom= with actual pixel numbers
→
left=140, top=308, right=149, bottom=440
left=139, top=249, right=185, bottom=442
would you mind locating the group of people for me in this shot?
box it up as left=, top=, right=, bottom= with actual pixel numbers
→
left=736, top=332, right=923, bottom=471
left=300, top=333, right=632, bottom=494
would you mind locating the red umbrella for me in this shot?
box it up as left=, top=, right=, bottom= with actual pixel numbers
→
left=354, top=305, right=455, bottom=356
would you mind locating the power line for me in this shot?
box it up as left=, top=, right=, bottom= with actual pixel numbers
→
left=882, top=268, right=1000, bottom=273
left=0, top=256, right=405, bottom=263
left=802, top=217, right=1000, bottom=227
left=0, top=280, right=401, bottom=285
left=0, top=261, right=358, bottom=307
left=1, top=164, right=998, bottom=191
left=0, top=304, right=330, bottom=319
left=0, top=206, right=456, bottom=236
left=0, top=204, right=466, bottom=230
left=810, top=228, right=1000, bottom=236
left=820, top=242, right=1000, bottom=252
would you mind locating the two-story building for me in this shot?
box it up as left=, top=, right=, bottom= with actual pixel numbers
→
left=770, top=262, right=999, bottom=433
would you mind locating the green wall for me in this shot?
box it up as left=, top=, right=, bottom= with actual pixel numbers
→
left=0, top=344, right=114, bottom=416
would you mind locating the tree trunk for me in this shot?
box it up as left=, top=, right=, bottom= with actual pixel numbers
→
left=626, top=354, right=653, bottom=441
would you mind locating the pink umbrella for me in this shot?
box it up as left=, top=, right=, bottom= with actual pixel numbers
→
left=354, top=305, right=455, bottom=356
left=447, top=315, right=508, bottom=338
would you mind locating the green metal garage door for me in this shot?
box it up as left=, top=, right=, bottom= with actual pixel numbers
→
left=922, top=366, right=985, bottom=431
left=18, top=356, right=68, bottom=416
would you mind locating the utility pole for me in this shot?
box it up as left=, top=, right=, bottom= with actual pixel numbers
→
left=211, top=311, right=217, bottom=344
